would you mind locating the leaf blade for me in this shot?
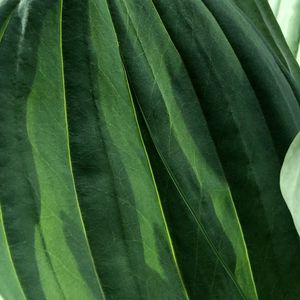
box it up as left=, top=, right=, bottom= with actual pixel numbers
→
left=62, top=0, right=189, bottom=298
left=280, top=132, right=300, bottom=235
left=0, top=1, right=105, bottom=298
left=108, top=0, right=258, bottom=298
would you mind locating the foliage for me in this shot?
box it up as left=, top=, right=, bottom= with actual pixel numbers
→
left=269, top=0, right=300, bottom=63
left=0, top=0, right=300, bottom=299
left=281, top=133, right=300, bottom=236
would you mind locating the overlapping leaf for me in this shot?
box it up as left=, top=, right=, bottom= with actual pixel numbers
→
left=0, top=0, right=300, bottom=299
left=269, top=0, right=300, bottom=65
left=0, top=1, right=105, bottom=298
left=280, top=132, right=300, bottom=235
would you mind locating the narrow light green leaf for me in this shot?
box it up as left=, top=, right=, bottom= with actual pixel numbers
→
left=0, top=1, right=105, bottom=298
left=267, top=0, right=300, bottom=72
left=0, top=0, right=18, bottom=42
left=0, top=208, right=26, bottom=300
left=254, top=0, right=300, bottom=81
left=269, top=0, right=281, bottom=16
left=280, top=132, right=300, bottom=235
left=276, top=0, right=300, bottom=56
left=0, top=14, right=10, bottom=41
left=0, top=0, right=19, bottom=22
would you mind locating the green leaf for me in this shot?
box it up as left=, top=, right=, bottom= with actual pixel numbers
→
left=269, top=0, right=281, bottom=16
left=0, top=1, right=105, bottom=298
left=108, top=0, right=258, bottom=299
left=280, top=132, right=300, bottom=235
left=62, top=0, right=189, bottom=298
left=268, top=0, right=300, bottom=69
left=201, top=0, right=300, bottom=148
left=235, top=0, right=300, bottom=83
left=194, top=0, right=300, bottom=298
left=0, top=208, right=26, bottom=300
left=0, top=3, right=27, bottom=300
left=276, top=0, right=300, bottom=56
left=0, top=0, right=18, bottom=41
left=229, top=0, right=288, bottom=68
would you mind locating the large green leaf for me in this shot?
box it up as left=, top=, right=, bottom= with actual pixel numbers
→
left=268, top=0, right=300, bottom=67
left=269, top=0, right=281, bottom=15
left=62, top=0, right=188, bottom=298
left=0, top=4, right=26, bottom=299
left=151, top=0, right=300, bottom=298
left=0, top=208, right=26, bottom=300
left=280, top=132, right=300, bottom=235
left=197, top=0, right=300, bottom=298
left=276, top=0, right=300, bottom=56
left=0, top=1, right=105, bottom=298
left=107, top=0, right=258, bottom=299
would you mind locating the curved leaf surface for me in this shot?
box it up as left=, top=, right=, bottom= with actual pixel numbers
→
left=62, top=0, right=188, bottom=299
left=280, top=132, right=300, bottom=235
left=0, top=1, right=105, bottom=298
left=108, top=0, right=257, bottom=299
left=269, top=0, right=281, bottom=16
left=1, top=0, right=300, bottom=299
left=0, top=4, right=27, bottom=300
left=0, top=208, right=26, bottom=300
left=153, top=0, right=300, bottom=298
left=276, top=0, right=300, bottom=56
left=245, top=0, right=300, bottom=83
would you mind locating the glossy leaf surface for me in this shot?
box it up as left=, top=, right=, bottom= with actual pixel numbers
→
left=280, top=132, right=300, bottom=235
left=269, top=0, right=300, bottom=65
